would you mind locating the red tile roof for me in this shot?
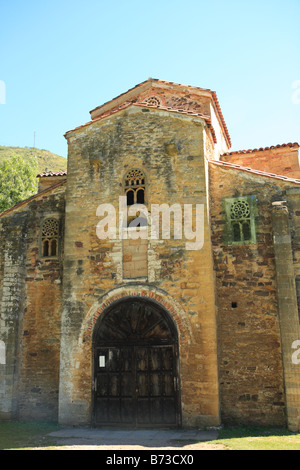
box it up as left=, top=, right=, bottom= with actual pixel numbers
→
left=143, top=79, right=231, bottom=146
left=209, top=158, right=300, bottom=184
left=222, top=142, right=299, bottom=156
left=37, top=170, right=67, bottom=178
left=66, top=78, right=231, bottom=146
left=64, top=102, right=218, bottom=143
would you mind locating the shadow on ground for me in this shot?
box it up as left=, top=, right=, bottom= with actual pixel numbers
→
left=42, top=427, right=223, bottom=450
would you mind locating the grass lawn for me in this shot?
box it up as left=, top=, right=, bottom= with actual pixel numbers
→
left=215, top=426, right=300, bottom=450
left=0, top=421, right=300, bottom=450
left=0, top=421, right=61, bottom=450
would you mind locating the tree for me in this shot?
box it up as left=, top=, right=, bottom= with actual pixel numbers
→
left=0, top=154, right=38, bottom=212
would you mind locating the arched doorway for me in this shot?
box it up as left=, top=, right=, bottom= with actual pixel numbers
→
left=92, top=298, right=181, bottom=428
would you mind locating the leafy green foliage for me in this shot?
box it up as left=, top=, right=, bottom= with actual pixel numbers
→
left=0, top=154, right=38, bottom=212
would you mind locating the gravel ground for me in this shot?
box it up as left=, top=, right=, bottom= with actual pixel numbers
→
left=39, top=427, right=226, bottom=451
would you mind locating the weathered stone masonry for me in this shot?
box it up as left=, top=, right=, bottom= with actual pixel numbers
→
left=272, top=201, right=300, bottom=432
left=1, top=78, right=300, bottom=430
left=59, top=104, right=220, bottom=427
left=0, top=184, right=65, bottom=421
left=0, top=223, right=26, bottom=420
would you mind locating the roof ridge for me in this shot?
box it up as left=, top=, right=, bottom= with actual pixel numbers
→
left=37, top=170, right=67, bottom=177
left=209, top=159, right=300, bottom=184
left=222, top=142, right=299, bottom=156
left=65, top=101, right=218, bottom=143
left=138, top=79, right=231, bottom=146
left=84, top=78, right=231, bottom=147
left=0, top=179, right=67, bottom=218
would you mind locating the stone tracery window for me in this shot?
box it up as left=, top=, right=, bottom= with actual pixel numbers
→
left=224, top=196, right=256, bottom=245
left=124, top=169, right=146, bottom=206
left=230, top=200, right=251, bottom=242
left=41, top=218, right=59, bottom=257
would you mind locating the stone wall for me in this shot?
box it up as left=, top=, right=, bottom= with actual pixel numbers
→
left=0, top=221, right=26, bottom=420
left=60, top=106, right=220, bottom=427
left=271, top=201, right=300, bottom=431
left=1, top=91, right=299, bottom=429
left=0, top=185, right=65, bottom=421
left=209, top=162, right=300, bottom=426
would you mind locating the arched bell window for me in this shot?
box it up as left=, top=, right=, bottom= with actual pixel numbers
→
left=41, top=218, right=59, bottom=257
left=124, top=169, right=146, bottom=206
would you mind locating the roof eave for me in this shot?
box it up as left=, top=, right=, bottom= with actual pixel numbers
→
left=209, top=158, right=300, bottom=184
left=64, top=102, right=218, bottom=144
left=0, top=179, right=66, bottom=218
left=221, top=142, right=299, bottom=157
left=85, top=78, right=231, bottom=147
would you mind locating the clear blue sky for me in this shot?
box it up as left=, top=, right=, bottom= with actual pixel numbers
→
left=0, top=0, right=299, bottom=158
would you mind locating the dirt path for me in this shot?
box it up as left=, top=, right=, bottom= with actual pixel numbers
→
left=37, top=428, right=226, bottom=450
left=42, top=440, right=225, bottom=450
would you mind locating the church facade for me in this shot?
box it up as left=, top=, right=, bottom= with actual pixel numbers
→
left=1, top=78, right=300, bottom=430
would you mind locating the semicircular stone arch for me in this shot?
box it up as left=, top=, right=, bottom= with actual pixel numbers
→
left=80, top=285, right=193, bottom=345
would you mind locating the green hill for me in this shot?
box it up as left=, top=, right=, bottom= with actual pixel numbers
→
left=0, top=146, right=67, bottom=174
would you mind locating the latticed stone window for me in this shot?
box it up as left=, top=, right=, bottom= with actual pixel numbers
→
left=41, top=218, right=59, bottom=257
left=143, top=96, right=161, bottom=107
left=124, top=169, right=146, bottom=206
left=224, top=196, right=256, bottom=245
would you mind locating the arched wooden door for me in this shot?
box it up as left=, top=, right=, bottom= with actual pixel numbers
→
left=93, top=298, right=181, bottom=428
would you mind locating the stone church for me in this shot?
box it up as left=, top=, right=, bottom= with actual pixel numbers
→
left=1, top=78, right=300, bottom=431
